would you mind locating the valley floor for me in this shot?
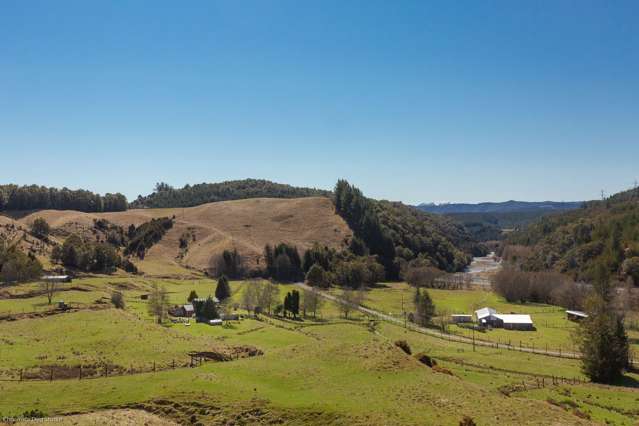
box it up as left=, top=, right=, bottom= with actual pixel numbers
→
left=1, top=277, right=638, bottom=425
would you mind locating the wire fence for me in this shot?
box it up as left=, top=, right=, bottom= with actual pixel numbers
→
left=303, top=285, right=639, bottom=367
left=0, top=358, right=195, bottom=383
left=0, top=346, right=264, bottom=383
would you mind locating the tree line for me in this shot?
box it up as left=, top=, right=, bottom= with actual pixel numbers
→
left=0, top=184, right=127, bottom=212
left=131, top=179, right=331, bottom=209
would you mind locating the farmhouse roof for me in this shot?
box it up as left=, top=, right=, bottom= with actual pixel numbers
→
left=183, top=304, right=194, bottom=312
left=475, top=307, right=496, bottom=320
left=451, top=314, right=472, bottom=318
left=42, top=275, right=70, bottom=281
left=494, top=314, right=533, bottom=325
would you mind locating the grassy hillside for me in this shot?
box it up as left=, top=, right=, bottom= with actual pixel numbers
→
left=14, top=197, right=352, bottom=277
left=4, top=185, right=481, bottom=279
left=505, top=188, right=639, bottom=281
left=130, top=179, right=331, bottom=209
left=3, top=276, right=633, bottom=424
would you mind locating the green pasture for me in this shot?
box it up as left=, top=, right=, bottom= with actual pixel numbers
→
left=1, top=276, right=638, bottom=425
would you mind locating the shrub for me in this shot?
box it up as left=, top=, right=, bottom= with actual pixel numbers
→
left=414, top=352, right=437, bottom=368
left=122, top=259, right=138, bottom=274
left=111, top=291, right=125, bottom=309
left=394, top=340, right=412, bottom=355
left=22, top=409, right=46, bottom=419
left=30, top=218, right=50, bottom=239
left=459, top=416, right=476, bottom=426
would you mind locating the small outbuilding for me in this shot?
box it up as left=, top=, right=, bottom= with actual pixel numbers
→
left=566, top=310, right=588, bottom=322
left=495, top=314, right=534, bottom=331
left=451, top=314, right=473, bottom=324
left=207, top=319, right=223, bottom=326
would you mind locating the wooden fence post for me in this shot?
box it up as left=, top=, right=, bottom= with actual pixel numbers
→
left=79, top=365, right=82, bottom=380
left=20, top=369, right=23, bottom=382
left=153, top=361, right=156, bottom=372
left=50, top=368, right=53, bottom=382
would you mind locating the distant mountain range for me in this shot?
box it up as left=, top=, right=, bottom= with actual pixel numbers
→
left=416, top=200, right=584, bottom=215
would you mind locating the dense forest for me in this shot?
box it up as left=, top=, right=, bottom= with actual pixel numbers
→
left=417, top=200, right=583, bottom=214
left=130, top=179, right=331, bottom=208
left=0, top=185, right=127, bottom=212
left=334, top=180, right=476, bottom=278
left=506, top=187, right=639, bottom=283
left=443, top=210, right=571, bottom=242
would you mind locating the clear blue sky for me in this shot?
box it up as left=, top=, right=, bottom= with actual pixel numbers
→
left=1, top=1, right=637, bottom=204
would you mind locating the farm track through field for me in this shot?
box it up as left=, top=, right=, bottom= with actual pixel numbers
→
left=296, top=283, right=639, bottom=367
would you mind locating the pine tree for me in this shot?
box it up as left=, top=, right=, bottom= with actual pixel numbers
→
left=577, top=263, right=629, bottom=383
left=415, top=289, right=435, bottom=326
left=291, top=290, right=300, bottom=318
left=187, top=290, right=198, bottom=302
left=202, top=296, right=219, bottom=320
left=283, top=292, right=291, bottom=317
left=215, top=275, right=231, bottom=301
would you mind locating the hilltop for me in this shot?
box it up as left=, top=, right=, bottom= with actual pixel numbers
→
left=131, top=179, right=331, bottom=209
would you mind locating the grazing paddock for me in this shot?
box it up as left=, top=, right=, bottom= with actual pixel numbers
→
left=0, top=319, right=594, bottom=425
left=0, top=309, right=234, bottom=379
left=1, top=276, right=637, bottom=425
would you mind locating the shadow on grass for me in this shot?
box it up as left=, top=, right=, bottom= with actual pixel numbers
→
left=368, top=283, right=392, bottom=289
left=612, top=374, right=639, bottom=389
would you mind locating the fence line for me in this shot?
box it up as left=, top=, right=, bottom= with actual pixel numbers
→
left=299, top=284, right=638, bottom=367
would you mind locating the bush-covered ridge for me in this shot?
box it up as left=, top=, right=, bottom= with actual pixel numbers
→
left=131, top=179, right=331, bottom=208
left=507, top=187, right=639, bottom=282
left=334, top=180, right=477, bottom=277
left=0, top=184, right=127, bottom=213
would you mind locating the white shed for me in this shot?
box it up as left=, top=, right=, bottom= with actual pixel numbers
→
left=494, top=314, right=534, bottom=330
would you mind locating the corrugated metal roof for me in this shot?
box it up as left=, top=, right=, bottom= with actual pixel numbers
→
left=566, top=310, right=588, bottom=318
left=494, top=314, right=533, bottom=324
left=475, top=307, right=496, bottom=319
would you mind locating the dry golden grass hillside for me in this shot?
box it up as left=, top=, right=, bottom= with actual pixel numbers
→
left=15, top=197, right=351, bottom=277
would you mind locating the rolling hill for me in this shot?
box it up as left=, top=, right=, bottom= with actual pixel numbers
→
left=14, top=197, right=352, bottom=277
